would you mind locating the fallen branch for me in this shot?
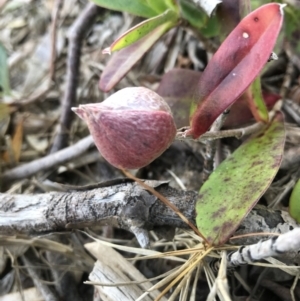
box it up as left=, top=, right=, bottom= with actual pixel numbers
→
left=1, top=135, right=94, bottom=182
left=228, top=228, right=300, bottom=267
left=0, top=180, right=298, bottom=255
left=50, top=3, right=102, bottom=153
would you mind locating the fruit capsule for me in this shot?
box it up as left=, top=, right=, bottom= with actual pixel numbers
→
left=72, top=87, right=177, bottom=169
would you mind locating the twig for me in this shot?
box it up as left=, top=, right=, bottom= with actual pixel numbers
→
left=21, top=249, right=58, bottom=301
left=280, top=146, right=300, bottom=170
left=122, top=170, right=208, bottom=245
left=176, top=120, right=266, bottom=142
left=280, top=53, right=294, bottom=99
left=227, top=228, right=300, bottom=267
left=11, top=81, right=53, bottom=106
left=50, top=0, right=63, bottom=82
left=0, top=181, right=299, bottom=260
left=282, top=98, right=300, bottom=125
left=46, top=235, right=82, bottom=301
left=50, top=3, right=102, bottom=153
left=201, top=110, right=230, bottom=183
left=1, top=135, right=94, bottom=183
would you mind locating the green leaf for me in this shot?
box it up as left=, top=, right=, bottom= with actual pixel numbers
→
left=248, top=76, right=269, bottom=123
left=146, top=0, right=174, bottom=14
left=164, top=0, right=179, bottom=11
left=289, top=179, right=300, bottom=223
left=199, top=15, right=221, bottom=38
left=100, top=22, right=174, bottom=92
left=103, top=9, right=178, bottom=54
left=194, top=0, right=222, bottom=17
left=284, top=5, right=300, bottom=53
left=179, top=0, right=207, bottom=30
left=90, top=0, right=157, bottom=18
left=0, top=43, right=11, bottom=96
left=196, top=112, right=285, bottom=246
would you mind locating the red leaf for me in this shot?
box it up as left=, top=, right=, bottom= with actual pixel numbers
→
left=156, top=68, right=202, bottom=128
left=156, top=68, right=280, bottom=129
left=99, top=24, right=173, bottom=92
left=223, top=90, right=280, bottom=128
left=187, top=3, right=284, bottom=139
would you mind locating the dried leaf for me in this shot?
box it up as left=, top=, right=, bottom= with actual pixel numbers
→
left=2, top=118, right=23, bottom=163
left=196, top=112, right=285, bottom=246
left=102, top=9, right=178, bottom=54
left=100, top=23, right=174, bottom=92
left=0, top=103, right=10, bottom=137
left=187, top=3, right=285, bottom=139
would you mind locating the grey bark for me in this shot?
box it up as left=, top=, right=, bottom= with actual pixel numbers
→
left=0, top=180, right=298, bottom=248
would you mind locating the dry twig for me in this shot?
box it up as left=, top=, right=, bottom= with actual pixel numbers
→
left=50, top=3, right=102, bottom=153
left=1, top=135, right=94, bottom=183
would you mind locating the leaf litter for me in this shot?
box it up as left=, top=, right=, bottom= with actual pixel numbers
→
left=0, top=1, right=300, bottom=301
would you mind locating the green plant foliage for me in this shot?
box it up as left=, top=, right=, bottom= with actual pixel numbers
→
left=146, top=0, right=176, bottom=14
left=0, top=43, right=10, bottom=96
left=284, top=5, right=300, bottom=52
left=289, top=179, right=300, bottom=223
left=179, top=0, right=207, bottom=31
left=199, top=16, right=221, bottom=38
left=91, top=0, right=157, bottom=18
left=164, top=0, right=180, bottom=11
left=196, top=112, right=285, bottom=246
left=102, top=9, right=178, bottom=54
left=249, top=76, right=269, bottom=123
left=179, top=0, right=220, bottom=38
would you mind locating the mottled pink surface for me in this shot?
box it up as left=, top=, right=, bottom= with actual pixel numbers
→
left=72, top=87, right=176, bottom=169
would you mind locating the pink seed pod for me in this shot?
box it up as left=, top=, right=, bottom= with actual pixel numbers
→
left=72, top=87, right=177, bottom=169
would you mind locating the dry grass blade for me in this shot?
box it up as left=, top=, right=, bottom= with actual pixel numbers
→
left=82, top=231, right=185, bottom=261
left=0, top=236, right=73, bottom=255
left=206, top=251, right=231, bottom=301
left=154, top=248, right=213, bottom=301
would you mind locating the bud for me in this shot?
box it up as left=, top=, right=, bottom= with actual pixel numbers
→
left=72, top=87, right=176, bottom=169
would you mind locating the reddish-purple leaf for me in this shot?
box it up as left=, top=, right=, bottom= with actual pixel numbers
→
left=156, top=68, right=202, bottom=128
left=156, top=68, right=280, bottom=129
left=223, top=90, right=280, bottom=128
left=99, top=23, right=173, bottom=92
left=187, top=3, right=284, bottom=139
